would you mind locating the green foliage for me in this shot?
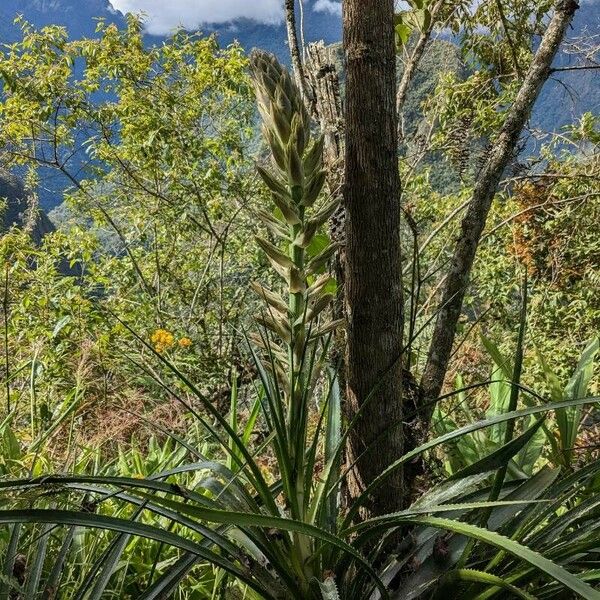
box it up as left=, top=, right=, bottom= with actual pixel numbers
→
left=0, top=9, right=599, bottom=600
left=458, top=0, right=555, bottom=79
left=433, top=334, right=599, bottom=479
left=0, top=50, right=599, bottom=600
left=403, top=94, right=600, bottom=396
left=470, top=121, right=600, bottom=384
left=0, top=373, right=598, bottom=598
left=537, top=337, right=600, bottom=469
left=0, top=426, right=232, bottom=599
left=0, top=17, right=264, bottom=447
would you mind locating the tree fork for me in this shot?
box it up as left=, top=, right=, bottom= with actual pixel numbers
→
left=420, top=0, right=580, bottom=421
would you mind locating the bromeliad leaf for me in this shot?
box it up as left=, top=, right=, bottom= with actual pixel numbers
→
left=449, top=417, right=546, bottom=481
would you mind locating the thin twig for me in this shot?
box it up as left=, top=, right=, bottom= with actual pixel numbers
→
left=2, top=263, right=10, bottom=414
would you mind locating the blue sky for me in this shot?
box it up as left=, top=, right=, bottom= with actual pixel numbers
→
left=110, top=0, right=342, bottom=35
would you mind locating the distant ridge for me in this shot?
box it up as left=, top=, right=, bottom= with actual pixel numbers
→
left=0, top=0, right=125, bottom=42
left=0, top=0, right=341, bottom=62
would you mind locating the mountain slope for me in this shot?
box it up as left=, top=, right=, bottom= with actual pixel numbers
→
left=533, top=0, right=600, bottom=135
left=0, top=0, right=125, bottom=41
left=0, top=0, right=598, bottom=211
left=0, top=0, right=340, bottom=61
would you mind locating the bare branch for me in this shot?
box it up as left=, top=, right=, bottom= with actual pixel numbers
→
left=419, top=0, right=580, bottom=419
left=284, top=0, right=310, bottom=101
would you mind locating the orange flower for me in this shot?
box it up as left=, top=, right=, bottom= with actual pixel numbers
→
left=178, top=337, right=193, bottom=349
left=151, top=329, right=174, bottom=352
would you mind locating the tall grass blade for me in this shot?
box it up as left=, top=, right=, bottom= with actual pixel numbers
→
left=24, top=523, right=53, bottom=600
left=42, top=526, right=76, bottom=600
left=0, top=523, right=21, bottom=600
left=137, top=553, right=199, bottom=600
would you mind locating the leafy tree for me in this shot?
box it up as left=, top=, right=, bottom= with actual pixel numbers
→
left=0, top=16, right=262, bottom=417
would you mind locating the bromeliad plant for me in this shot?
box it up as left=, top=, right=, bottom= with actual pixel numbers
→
left=433, top=335, right=600, bottom=478
left=245, top=48, right=344, bottom=594
left=249, top=49, right=340, bottom=383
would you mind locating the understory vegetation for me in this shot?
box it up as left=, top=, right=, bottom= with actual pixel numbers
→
left=0, top=2, right=599, bottom=599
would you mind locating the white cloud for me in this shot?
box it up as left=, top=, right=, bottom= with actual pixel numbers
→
left=313, top=0, right=341, bottom=16
left=110, top=0, right=284, bottom=35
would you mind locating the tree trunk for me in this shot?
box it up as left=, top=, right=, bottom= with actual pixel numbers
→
left=420, top=0, right=579, bottom=419
left=306, top=42, right=345, bottom=197
left=305, top=40, right=347, bottom=409
left=343, top=0, right=405, bottom=517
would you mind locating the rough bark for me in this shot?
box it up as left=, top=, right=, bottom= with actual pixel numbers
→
left=306, top=42, right=345, bottom=196
left=343, top=0, right=405, bottom=517
left=420, top=0, right=580, bottom=418
left=305, top=45, right=351, bottom=510
left=305, top=41, right=346, bottom=362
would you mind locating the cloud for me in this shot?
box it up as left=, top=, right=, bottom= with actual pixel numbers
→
left=110, top=0, right=284, bottom=35
left=313, top=0, right=342, bottom=16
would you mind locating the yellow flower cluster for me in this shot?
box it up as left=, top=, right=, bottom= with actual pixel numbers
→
left=151, top=329, right=174, bottom=353
left=150, top=330, right=193, bottom=353
left=178, top=337, right=193, bottom=349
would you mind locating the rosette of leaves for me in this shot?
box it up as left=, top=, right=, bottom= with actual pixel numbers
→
left=249, top=51, right=342, bottom=399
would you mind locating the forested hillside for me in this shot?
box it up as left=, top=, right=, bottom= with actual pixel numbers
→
left=0, top=1, right=599, bottom=598
left=0, top=1, right=597, bottom=205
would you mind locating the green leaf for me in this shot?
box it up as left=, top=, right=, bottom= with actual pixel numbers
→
left=24, top=523, right=52, bottom=599
left=565, top=337, right=599, bottom=402
left=133, top=494, right=389, bottom=599
left=137, top=554, right=199, bottom=600
left=306, top=233, right=330, bottom=259
left=481, top=335, right=512, bottom=380
left=307, top=243, right=339, bottom=274
left=561, top=337, right=600, bottom=462
left=395, top=22, right=412, bottom=46
left=438, top=569, right=537, bottom=600
left=52, top=315, right=71, bottom=338
left=272, top=191, right=301, bottom=225
left=255, top=236, right=294, bottom=270
left=256, top=164, right=289, bottom=197
left=449, top=417, right=546, bottom=481
left=42, top=526, right=76, bottom=599
left=0, top=524, right=21, bottom=600
left=535, top=347, right=563, bottom=403
left=406, top=516, right=600, bottom=599
left=418, top=8, right=432, bottom=32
